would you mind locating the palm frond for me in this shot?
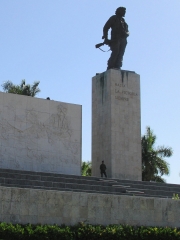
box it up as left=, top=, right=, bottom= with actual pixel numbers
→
left=1, top=80, right=13, bottom=92
left=142, top=126, right=172, bottom=182
left=157, top=146, right=173, bottom=157
left=81, top=161, right=92, bottom=176
left=153, top=175, right=166, bottom=183
left=1, top=80, right=40, bottom=97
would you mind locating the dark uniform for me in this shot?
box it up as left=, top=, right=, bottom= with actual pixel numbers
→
left=103, top=8, right=129, bottom=70
left=100, top=161, right=107, bottom=178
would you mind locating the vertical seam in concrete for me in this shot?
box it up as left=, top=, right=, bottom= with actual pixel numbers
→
left=139, top=74, right=142, bottom=180
left=121, top=71, right=124, bottom=83
left=80, top=105, right=82, bottom=175
left=126, top=72, right=129, bottom=87
left=100, top=73, right=105, bottom=104
left=109, top=70, right=112, bottom=178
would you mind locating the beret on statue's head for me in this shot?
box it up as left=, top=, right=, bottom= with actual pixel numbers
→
left=115, top=7, right=126, bottom=15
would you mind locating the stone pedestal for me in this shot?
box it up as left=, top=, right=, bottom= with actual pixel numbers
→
left=92, top=69, right=141, bottom=180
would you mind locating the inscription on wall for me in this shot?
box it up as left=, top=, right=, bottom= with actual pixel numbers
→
left=115, top=83, right=138, bottom=101
left=0, top=101, right=81, bottom=170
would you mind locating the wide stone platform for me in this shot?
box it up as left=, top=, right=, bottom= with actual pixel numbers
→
left=0, top=168, right=180, bottom=227
left=0, top=168, right=180, bottom=199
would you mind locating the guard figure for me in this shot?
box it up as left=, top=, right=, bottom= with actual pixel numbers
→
left=100, top=161, right=107, bottom=178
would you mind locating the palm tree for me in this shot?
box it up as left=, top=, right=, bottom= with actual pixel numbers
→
left=81, top=161, right=92, bottom=176
left=1, top=79, right=40, bottom=97
left=142, top=126, right=173, bottom=183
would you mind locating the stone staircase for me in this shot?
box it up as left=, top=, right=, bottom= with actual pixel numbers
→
left=0, top=168, right=179, bottom=199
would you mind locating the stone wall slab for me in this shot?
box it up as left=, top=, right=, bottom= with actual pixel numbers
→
left=0, top=92, right=82, bottom=175
left=0, top=186, right=180, bottom=227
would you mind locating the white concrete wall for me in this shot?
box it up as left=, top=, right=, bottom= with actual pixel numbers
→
left=0, top=92, right=82, bottom=175
left=92, top=69, right=141, bottom=180
left=0, top=186, right=179, bottom=227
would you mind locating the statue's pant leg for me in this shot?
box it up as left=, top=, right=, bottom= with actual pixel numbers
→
left=114, top=38, right=127, bottom=68
left=107, top=41, right=120, bottom=69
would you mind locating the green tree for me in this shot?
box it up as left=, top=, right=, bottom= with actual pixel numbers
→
left=1, top=79, right=40, bottom=97
left=81, top=161, right=92, bottom=176
left=142, top=126, right=173, bottom=183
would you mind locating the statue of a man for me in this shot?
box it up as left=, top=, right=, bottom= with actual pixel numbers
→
left=102, top=7, right=129, bottom=70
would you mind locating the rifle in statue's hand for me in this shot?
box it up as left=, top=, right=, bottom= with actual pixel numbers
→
left=95, top=42, right=106, bottom=49
left=95, top=38, right=111, bottom=52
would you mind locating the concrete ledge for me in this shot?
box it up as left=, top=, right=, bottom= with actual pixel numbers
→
left=0, top=186, right=179, bottom=227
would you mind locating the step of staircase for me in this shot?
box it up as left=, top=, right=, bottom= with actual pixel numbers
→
left=0, top=168, right=179, bottom=199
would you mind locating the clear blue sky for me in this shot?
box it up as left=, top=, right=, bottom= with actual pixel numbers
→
left=0, top=1, right=180, bottom=184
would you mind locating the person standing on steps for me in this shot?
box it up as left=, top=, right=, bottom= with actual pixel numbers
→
left=100, top=161, right=107, bottom=178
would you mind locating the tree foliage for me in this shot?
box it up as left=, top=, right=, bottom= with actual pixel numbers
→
left=81, top=161, right=92, bottom=176
left=1, top=79, right=40, bottom=97
left=142, top=126, right=173, bottom=183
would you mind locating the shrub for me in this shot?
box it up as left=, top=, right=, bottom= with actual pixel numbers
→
left=0, top=222, right=180, bottom=240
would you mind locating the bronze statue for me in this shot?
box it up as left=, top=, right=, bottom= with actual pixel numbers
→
left=96, top=7, right=129, bottom=70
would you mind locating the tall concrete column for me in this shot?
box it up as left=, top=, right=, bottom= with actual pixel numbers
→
left=92, top=69, right=141, bottom=180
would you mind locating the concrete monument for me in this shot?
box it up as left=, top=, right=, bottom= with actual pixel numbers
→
left=0, top=92, right=82, bottom=175
left=92, top=69, right=141, bottom=180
